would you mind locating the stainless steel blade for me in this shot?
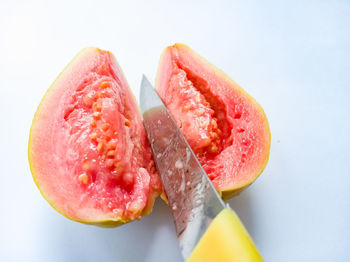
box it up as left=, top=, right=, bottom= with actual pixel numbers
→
left=140, top=75, right=226, bottom=259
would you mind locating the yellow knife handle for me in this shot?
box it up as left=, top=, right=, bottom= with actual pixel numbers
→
left=186, top=208, right=263, bottom=262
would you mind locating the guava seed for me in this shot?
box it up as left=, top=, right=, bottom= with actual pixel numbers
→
left=78, top=173, right=89, bottom=184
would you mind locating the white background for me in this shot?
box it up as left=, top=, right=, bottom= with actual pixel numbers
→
left=1, top=0, right=349, bottom=261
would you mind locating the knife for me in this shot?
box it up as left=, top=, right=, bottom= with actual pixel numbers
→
left=140, top=75, right=263, bottom=262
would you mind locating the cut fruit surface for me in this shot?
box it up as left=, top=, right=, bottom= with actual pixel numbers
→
left=28, top=48, right=161, bottom=225
left=156, top=44, right=270, bottom=198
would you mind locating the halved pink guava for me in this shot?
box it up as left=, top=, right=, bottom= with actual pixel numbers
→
left=29, top=48, right=161, bottom=225
left=156, top=44, right=271, bottom=199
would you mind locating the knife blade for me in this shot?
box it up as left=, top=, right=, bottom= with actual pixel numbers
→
left=140, top=75, right=263, bottom=262
left=140, top=75, right=225, bottom=259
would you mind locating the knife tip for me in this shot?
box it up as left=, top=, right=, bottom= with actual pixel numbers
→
left=139, top=75, right=151, bottom=114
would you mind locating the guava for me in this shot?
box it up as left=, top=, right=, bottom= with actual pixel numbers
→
left=28, top=48, right=161, bottom=226
left=29, top=45, right=270, bottom=226
left=156, top=44, right=270, bottom=199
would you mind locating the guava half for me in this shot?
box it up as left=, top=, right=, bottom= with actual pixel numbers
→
left=156, top=44, right=271, bottom=199
left=28, top=48, right=161, bottom=226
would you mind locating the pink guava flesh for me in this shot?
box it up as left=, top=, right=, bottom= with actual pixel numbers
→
left=29, top=48, right=161, bottom=223
left=156, top=44, right=270, bottom=194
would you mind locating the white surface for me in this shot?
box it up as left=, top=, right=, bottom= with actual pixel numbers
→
left=0, top=0, right=349, bottom=261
